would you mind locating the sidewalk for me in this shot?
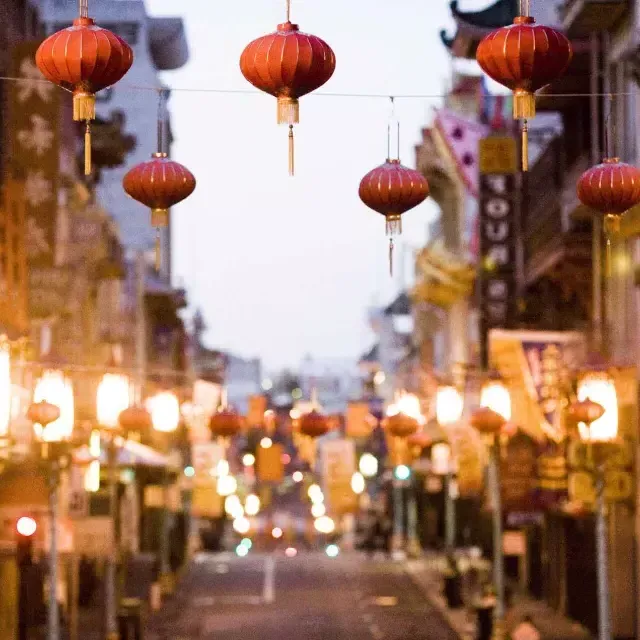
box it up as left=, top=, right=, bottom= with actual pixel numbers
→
left=405, top=552, right=592, bottom=640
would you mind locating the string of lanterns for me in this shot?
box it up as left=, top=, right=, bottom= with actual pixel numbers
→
left=28, top=0, right=640, bottom=278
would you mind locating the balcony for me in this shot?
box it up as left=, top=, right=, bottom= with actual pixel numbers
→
left=562, top=0, right=628, bottom=37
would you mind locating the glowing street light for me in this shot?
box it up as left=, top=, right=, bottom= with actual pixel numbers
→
left=359, top=453, right=378, bottom=478
left=311, top=503, right=326, bottom=518
left=480, top=379, right=511, bottom=422
left=147, top=391, right=180, bottom=433
left=435, top=385, right=464, bottom=426
left=351, top=472, right=366, bottom=495
left=292, top=471, right=304, bottom=483
left=33, top=370, right=74, bottom=442
left=17, top=516, right=37, bottom=537
left=260, top=437, right=273, bottom=449
left=242, top=453, right=256, bottom=467
left=96, top=374, right=131, bottom=429
left=272, top=527, right=283, bottom=539
left=217, top=474, right=238, bottom=497
left=225, top=495, right=243, bottom=519
left=245, top=494, right=261, bottom=516
left=233, top=516, right=251, bottom=535
left=314, top=516, right=336, bottom=534
left=577, top=372, right=618, bottom=442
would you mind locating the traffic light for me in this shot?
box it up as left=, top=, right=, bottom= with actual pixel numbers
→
left=16, top=517, right=36, bottom=566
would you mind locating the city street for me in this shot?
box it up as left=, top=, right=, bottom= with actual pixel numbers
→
left=145, top=552, right=459, bottom=640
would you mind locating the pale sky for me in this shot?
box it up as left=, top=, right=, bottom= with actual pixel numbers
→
left=146, top=0, right=493, bottom=370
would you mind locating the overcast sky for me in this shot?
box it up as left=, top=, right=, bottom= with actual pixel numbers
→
left=146, top=0, right=494, bottom=370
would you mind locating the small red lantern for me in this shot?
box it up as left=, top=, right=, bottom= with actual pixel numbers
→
left=568, top=399, right=605, bottom=426
left=209, top=408, right=244, bottom=440
left=118, top=405, right=153, bottom=433
left=27, top=401, right=60, bottom=428
left=476, top=14, right=572, bottom=171
left=359, top=160, right=429, bottom=275
left=383, top=413, right=420, bottom=439
left=239, top=2, right=336, bottom=176
left=35, top=1, right=133, bottom=175
left=123, top=154, right=196, bottom=268
left=299, top=410, right=331, bottom=439
left=470, top=407, right=506, bottom=435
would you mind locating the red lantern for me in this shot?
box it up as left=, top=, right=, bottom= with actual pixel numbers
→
left=239, top=3, right=336, bottom=176
left=470, top=407, right=505, bottom=435
left=568, top=399, right=605, bottom=426
left=383, top=413, right=420, bottom=439
left=35, top=1, right=133, bottom=175
left=27, top=401, right=60, bottom=428
left=209, top=408, right=244, bottom=440
left=118, top=406, right=153, bottom=433
left=359, top=160, right=429, bottom=274
left=299, top=410, right=331, bottom=439
left=476, top=14, right=572, bottom=170
left=123, top=154, right=196, bottom=268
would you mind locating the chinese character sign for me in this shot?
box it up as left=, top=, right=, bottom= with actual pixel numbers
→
left=10, top=42, right=60, bottom=268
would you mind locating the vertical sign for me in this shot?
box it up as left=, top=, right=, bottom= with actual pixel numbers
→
left=10, top=42, right=60, bottom=269
left=320, top=439, right=358, bottom=515
left=478, top=136, right=518, bottom=367
left=257, top=443, right=284, bottom=483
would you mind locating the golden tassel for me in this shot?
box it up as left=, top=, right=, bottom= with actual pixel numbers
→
left=521, top=120, right=529, bottom=172
left=513, top=89, right=535, bottom=119
left=389, top=237, right=394, bottom=277
left=155, top=228, right=161, bottom=272
left=73, top=91, right=96, bottom=122
left=289, top=125, right=294, bottom=177
left=84, top=122, right=92, bottom=176
left=603, top=214, right=620, bottom=279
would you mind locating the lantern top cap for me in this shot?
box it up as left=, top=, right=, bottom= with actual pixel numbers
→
left=277, top=21, right=299, bottom=32
left=602, top=157, right=621, bottom=164
left=151, top=152, right=168, bottom=159
left=513, top=16, right=535, bottom=25
left=386, top=159, right=401, bottom=165
left=72, top=17, right=95, bottom=27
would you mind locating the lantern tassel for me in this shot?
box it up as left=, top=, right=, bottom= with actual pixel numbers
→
left=389, top=238, right=394, bottom=277
left=84, top=122, right=92, bottom=176
left=603, top=214, right=621, bottom=279
left=155, top=228, right=161, bottom=272
left=289, top=125, right=294, bottom=177
left=521, top=120, right=529, bottom=172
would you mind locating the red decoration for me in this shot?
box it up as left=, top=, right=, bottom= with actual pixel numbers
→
left=239, top=5, right=336, bottom=176
left=359, top=160, right=429, bottom=274
left=123, top=154, right=196, bottom=267
left=470, top=407, right=505, bottom=435
left=35, top=4, right=133, bottom=175
left=476, top=15, right=572, bottom=170
left=209, top=408, right=244, bottom=439
left=27, top=401, right=60, bottom=428
left=383, top=413, right=420, bottom=439
left=119, top=406, right=153, bottom=432
left=299, top=410, right=331, bottom=439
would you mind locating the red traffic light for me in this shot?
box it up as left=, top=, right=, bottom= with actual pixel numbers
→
left=16, top=517, right=37, bottom=537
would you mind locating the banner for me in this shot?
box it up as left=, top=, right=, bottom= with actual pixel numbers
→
left=320, top=439, right=358, bottom=515
left=345, top=402, right=373, bottom=439
left=257, top=443, right=284, bottom=483
left=478, top=136, right=517, bottom=366
left=247, top=395, right=267, bottom=427
left=10, top=42, right=60, bottom=270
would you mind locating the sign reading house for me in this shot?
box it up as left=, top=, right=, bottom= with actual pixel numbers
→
left=478, top=136, right=518, bottom=367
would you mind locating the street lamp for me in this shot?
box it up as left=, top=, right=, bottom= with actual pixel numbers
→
left=96, top=373, right=131, bottom=640
left=147, top=391, right=180, bottom=593
left=435, top=384, right=463, bottom=552
left=476, top=376, right=511, bottom=636
left=574, top=370, right=618, bottom=640
left=29, top=372, right=71, bottom=640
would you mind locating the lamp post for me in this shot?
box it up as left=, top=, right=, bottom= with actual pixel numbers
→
left=574, top=370, right=618, bottom=640
left=30, top=369, right=74, bottom=640
left=147, top=391, right=180, bottom=593
left=473, top=377, right=511, bottom=639
left=435, top=384, right=464, bottom=552
left=96, top=373, right=131, bottom=640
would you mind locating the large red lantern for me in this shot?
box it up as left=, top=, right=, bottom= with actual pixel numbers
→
left=118, top=405, right=153, bottom=433
left=35, top=0, right=133, bottom=175
left=470, top=407, right=505, bottom=435
left=383, top=413, right=420, bottom=439
left=476, top=13, right=572, bottom=171
left=123, top=154, right=196, bottom=268
left=298, top=410, right=331, bottom=439
left=209, top=408, right=244, bottom=440
left=239, top=1, right=336, bottom=176
left=359, top=160, right=429, bottom=275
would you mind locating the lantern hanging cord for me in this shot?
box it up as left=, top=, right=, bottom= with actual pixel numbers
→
left=79, top=0, right=89, bottom=18
left=603, top=93, right=614, bottom=158
left=519, top=0, right=530, bottom=16
left=157, top=88, right=169, bottom=155
left=286, top=0, right=291, bottom=22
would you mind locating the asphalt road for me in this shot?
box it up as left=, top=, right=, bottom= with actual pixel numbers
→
left=146, top=551, right=460, bottom=640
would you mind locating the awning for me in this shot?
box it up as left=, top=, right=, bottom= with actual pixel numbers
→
left=73, top=437, right=171, bottom=469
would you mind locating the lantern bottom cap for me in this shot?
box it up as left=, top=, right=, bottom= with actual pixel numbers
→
left=386, top=215, right=402, bottom=236
left=277, top=96, right=299, bottom=125
left=513, top=90, right=535, bottom=120
left=151, top=209, right=169, bottom=227
left=73, top=91, right=96, bottom=122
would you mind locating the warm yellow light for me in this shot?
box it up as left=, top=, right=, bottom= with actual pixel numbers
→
left=242, top=453, right=256, bottom=467
left=16, top=517, right=37, bottom=537
left=84, top=429, right=101, bottom=493
left=311, top=503, right=326, bottom=518
left=351, top=472, right=366, bottom=495
left=217, top=459, right=230, bottom=477
left=245, top=494, right=261, bottom=516
left=96, top=373, right=131, bottom=429
left=359, top=453, right=378, bottom=478
left=308, top=484, right=323, bottom=503
left=292, top=471, right=304, bottom=483
left=147, top=391, right=180, bottom=433
left=225, top=494, right=243, bottom=518
left=431, top=442, right=452, bottom=475
left=314, top=516, right=335, bottom=534
left=289, top=408, right=301, bottom=419
left=260, top=437, right=273, bottom=449
left=480, top=380, right=511, bottom=422
left=33, top=370, right=74, bottom=442
left=373, top=371, right=386, bottom=386
left=233, top=516, right=251, bottom=534
left=272, top=527, right=283, bottom=539
left=387, top=392, right=423, bottom=423
left=436, top=385, right=463, bottom=426
left=217, top=475, right=237, bottom=497
left=0, top=343, right=11, bottom=438
left=577, top=373, right=618, bottom=442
